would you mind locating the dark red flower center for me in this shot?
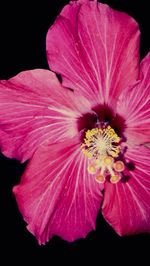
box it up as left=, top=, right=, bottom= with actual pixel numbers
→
left=78, top=104, right=126, bottom=137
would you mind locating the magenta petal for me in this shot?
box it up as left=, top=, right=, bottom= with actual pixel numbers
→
left=13, top=138, right=103, bottom=244
left=102, top=145, right=150, bottom=236
left=0, top=69, right=91, bottom=162
left=46, top=1, right=140, bottom=105
left=118, top=52, right=150, bottom=146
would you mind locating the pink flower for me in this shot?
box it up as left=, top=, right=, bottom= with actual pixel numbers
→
left=0, top=0, right=150, bottom=244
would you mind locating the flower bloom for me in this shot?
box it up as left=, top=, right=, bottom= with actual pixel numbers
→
left=0, top=0, right=150, bottom=244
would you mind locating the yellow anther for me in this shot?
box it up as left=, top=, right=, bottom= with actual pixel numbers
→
left=81, top=125, right=120, bottom=160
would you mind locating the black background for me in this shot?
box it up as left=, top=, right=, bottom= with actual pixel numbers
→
left=0, top=0, right=150, bottom=263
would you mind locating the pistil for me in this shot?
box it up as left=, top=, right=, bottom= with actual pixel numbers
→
left=81, top=126, right=125, bottom=184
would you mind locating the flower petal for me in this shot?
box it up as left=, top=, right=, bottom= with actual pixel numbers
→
left=102, top=145, right=150, bottom=236
left=46, top=1, right=140, bottom=105
left=0, top=69, right=91, bottom=162
left=117, top=52, right=150, bottom=146
left=13, top=138, right=103, bottom=243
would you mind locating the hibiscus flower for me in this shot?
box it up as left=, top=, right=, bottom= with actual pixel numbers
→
left=0, top=0, right=150, bottom=244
